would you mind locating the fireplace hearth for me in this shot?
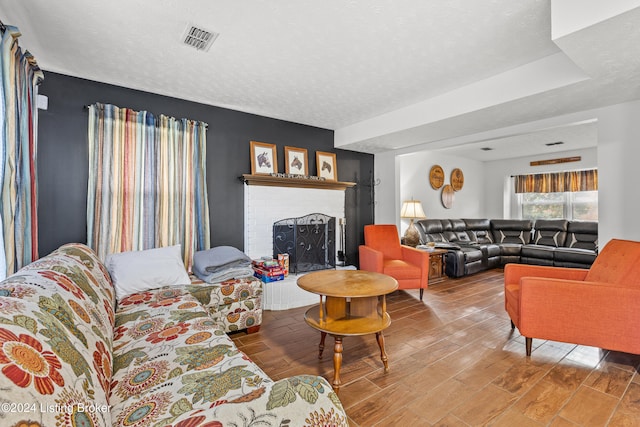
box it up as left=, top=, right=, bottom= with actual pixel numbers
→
left=273, top=213, right=335, bottom=273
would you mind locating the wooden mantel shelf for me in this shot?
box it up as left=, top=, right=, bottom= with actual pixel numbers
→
left=241, top=174, right=356, bottom=190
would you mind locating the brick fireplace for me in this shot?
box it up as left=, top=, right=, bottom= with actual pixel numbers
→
left=244, top=184, right=345, bottom=262
left=242, top=176, right=354, bottom=310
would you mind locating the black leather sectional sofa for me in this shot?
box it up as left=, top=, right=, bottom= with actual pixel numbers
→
left=415, top=218, right=598, bottom=278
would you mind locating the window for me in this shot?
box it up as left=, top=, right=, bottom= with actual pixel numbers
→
left=520, top=192, right=565, bottom=220
left=513, top=169, right=598, bottom=222
left=518, top=191, right=598, bottom=221
left=571, top=191, right=598, bottom=220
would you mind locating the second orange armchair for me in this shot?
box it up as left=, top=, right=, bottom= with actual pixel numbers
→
left=505, top=238, right=640, bottom=356
left=359, top=224, right=430, bottom=300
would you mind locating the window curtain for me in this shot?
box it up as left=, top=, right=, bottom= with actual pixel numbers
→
left=0, top=25, right=43, bottom=280
left=87, top=103, right=210, bottom=269
left=514, top=169, right=598, bottom=193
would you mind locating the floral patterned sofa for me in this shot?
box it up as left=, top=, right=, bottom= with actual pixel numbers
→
left=187, top=275, right=263, bottom=334
left=0, top=243, right=347, bottom=427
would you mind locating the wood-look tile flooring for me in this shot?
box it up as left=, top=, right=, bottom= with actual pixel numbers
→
left=231, top=270, right=640, bottom=426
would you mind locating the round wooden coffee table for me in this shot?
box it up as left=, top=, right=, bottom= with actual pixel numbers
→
left=297, top=269, right=398, bottom=391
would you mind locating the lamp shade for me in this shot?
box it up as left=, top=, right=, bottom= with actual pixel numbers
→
left=400, top=200, right=426, bottom=219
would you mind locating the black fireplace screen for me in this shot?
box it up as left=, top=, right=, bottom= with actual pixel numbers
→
left=273, top=213, right=336, bottom=273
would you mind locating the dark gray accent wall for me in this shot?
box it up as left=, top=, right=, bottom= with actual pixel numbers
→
left=37, top=72, right=374, bottom=266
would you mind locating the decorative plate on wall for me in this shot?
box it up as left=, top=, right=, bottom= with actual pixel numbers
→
left=441, top=184, right=455, bottom=208
left=429, top=165, right=445, bottom=189
left=451, top=168, right=464, bottom=191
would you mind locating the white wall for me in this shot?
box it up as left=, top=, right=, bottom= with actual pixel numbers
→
left=374, top=151, right=400, bottom=225
left=595, top=100, right=640, bottom=245
left=374, top=149, right=483, bottom=234
left=483, top=148, right=598, bottom=219
left=397, top=151, right=484, bottom=234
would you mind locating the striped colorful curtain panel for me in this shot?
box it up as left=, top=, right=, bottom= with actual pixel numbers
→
left=87, top=103, right=210, bottom=268
left=0, top=25, right=43, bottom=279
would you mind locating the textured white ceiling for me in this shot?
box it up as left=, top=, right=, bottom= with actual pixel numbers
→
left=439, top=120, right=598, bottom=161
left=1, top=0, right=639, bottom=158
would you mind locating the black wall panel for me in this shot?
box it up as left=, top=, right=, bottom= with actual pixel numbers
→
left=37, top=72, right=374, bottom=265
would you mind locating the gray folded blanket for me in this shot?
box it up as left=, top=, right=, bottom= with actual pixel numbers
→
left=194, top=266, right=255, bottom=283
left=193, top=246, right=253, bottom=283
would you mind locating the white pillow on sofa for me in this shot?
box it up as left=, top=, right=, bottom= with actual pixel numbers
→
left=105, top=245, right=191, bottom=300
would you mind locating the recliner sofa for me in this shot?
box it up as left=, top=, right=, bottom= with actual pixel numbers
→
left=415, top=218, right=598, bottom=278
left=519, top=219, right=598, bottom=268
left=417, top=219, right=501, bottom=277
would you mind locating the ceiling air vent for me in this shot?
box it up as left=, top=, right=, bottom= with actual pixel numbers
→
left=182, top=24, right=219, bottom=52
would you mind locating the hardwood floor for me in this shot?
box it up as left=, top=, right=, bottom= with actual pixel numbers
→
left=230, top=269, right=640, bottom=426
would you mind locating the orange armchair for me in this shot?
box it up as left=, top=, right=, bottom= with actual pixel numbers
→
left=359, top=224, right=430, bottom=300
left=505, top=238, right=640, bottom=356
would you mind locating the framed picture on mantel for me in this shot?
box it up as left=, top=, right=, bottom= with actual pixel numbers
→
left=250, top=141, right=278, bottom=175
left=316, top=151, right=337, bottom=181
left=284, top=146, right=308, bottom=176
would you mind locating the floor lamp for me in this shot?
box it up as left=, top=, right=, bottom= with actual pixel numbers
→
left=401, top=199, right=426, bottom=247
